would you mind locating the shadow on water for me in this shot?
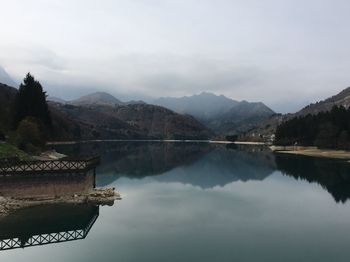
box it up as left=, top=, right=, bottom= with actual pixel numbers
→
left=0, top=204, right=99, bottom=251
left=275, top=153, right=350, bottom=203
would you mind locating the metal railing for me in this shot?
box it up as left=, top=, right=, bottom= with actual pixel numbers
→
left=0, top=156, right=100, bottom=175
left=0, top=207, right=99, bottom=251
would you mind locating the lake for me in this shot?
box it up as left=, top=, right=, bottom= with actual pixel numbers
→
left=1, top=141, right=350, bottom=262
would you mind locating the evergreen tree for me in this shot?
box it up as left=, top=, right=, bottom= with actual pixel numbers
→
left=275, top=105, right=350, bottom=149
left=13, top=73, right=52, bottom=129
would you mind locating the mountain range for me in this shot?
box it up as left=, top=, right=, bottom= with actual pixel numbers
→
left=154, top=92, right=275, bottom=134
left=0, top=80, right=213, bottom=140
left=247, top=86, right=350, bottom=139
left=3, top=65, right=350, bottom=141
left=48, top=92, right=146, bottom=106
left=47, top=91, right=275, bottom=136
left=50, top=102, right=213, bottom=140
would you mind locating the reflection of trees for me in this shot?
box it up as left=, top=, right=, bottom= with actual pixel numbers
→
left=275, top=153, right=350, bottom=203
left=53, top=142, right=278, bottom=188
left=52, top=142, right=213, bottom=186
left=53, top=142, right=350, bottom=201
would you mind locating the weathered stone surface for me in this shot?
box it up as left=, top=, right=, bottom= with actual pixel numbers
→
left=0, top=187, right=121, bottom=217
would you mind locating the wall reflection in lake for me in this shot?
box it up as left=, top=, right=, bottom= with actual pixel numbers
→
left=0, top=204, right=99, bottom=251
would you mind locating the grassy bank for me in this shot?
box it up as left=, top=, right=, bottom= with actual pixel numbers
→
left=0, top=143, right=31, bottom=160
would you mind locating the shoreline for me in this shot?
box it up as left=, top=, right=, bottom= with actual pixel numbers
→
left=270, top=146, right=350, bottom=160
left=0, top=187, right=121, bottom=217
left=47, top=139, right=268, bottom=146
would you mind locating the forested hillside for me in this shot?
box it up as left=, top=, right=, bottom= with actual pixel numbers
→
left=275, top=106, right=350, bottom=149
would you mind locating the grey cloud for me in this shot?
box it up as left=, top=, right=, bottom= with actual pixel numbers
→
left=1, top=0, right=350, bottom=113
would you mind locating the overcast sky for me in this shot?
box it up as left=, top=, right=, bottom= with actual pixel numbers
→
left=1, top=0, right=350, bottom=113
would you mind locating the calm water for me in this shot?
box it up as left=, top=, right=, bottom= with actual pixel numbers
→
left=1, top=142, right=350, bottom=261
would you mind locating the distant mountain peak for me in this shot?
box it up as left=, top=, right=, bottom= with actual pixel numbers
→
left=48, top=96, right=67, bottom=104
left=153, top=92, right=274, bottom=134
left=198, top=91, right=215, bottom=96
left=70, top=92, right=123, bottom=106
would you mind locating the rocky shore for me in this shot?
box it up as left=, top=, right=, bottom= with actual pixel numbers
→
left=0, top=187, right=121, bottom=217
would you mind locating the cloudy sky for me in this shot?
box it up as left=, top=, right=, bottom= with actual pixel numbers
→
left=1, top=0, right=350, bottom=113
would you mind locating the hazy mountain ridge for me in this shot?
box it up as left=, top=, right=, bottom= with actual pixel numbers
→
left=154, top=92, right=240, bottom=120
left=296, top=87, right=350, bottom=116
left=0, top=66, right=16, bottom=87
left=49, top=91, right=214, bottom=140
left=154, top=92, right=275, bottom=135
left=47, top=96, right=67, bottom=104
left=70, top=92, right=124, bottom=106
left=50, top=102, right=213, bottom=140
left=246, top=86, right=350, bottom=140
left=48, top=92, right=147, bottom=107
left=0, top=83, right=213, bottom=141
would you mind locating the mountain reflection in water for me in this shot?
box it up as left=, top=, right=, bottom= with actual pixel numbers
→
left=53, top=141, right=350, bottom=203
left=2, top=142, right=350, bottom=261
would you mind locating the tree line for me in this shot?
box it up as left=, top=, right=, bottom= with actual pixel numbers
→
left=275, top=106, right=350, bottom=149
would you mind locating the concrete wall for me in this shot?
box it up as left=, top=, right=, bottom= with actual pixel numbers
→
left=0, top=171, right=95, bottom=199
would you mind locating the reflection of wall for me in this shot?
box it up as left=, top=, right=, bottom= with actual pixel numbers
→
left=0, top=171, right=94, bottom=199
left=275, top=154, right=350, bottom=203
left=0, top=204, right=99, bottom=250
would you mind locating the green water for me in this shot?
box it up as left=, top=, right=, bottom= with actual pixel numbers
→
left=1, top=142, right=350, bottom=261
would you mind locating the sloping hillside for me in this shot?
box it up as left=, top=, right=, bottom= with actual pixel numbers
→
left=154, top=92, right=275, bottom=135
left=208, top=101, right=275, bottom=134
left=105, top=104, right=213, bottom=139
left=53, top=103, right=214, bottom=140
left=1, top=84, right=213, bottom=141
left=245, top=86, right=350, bottom=140
left=296, top=87, right=350, bottom=116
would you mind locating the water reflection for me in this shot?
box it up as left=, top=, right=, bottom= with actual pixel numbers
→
left=155, top=145, right=276, bottom=188
left=53, top=142, right=213, bottom=185
left=0, top=204, right=99, bottom=251
left=1, top=142, right=350, bottom=261
left=53, top=141, right=350, bottom=202
left=0, top=155, right=113, bottom=252
left=275, top=153, right=350, bottom=203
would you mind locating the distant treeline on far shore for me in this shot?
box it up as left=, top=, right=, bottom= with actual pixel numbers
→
left=275, top=106, right=350, bottom=150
